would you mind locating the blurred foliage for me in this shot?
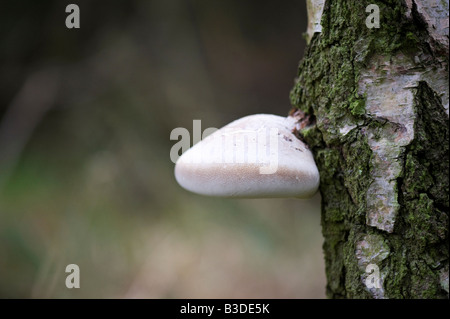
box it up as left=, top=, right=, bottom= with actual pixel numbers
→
left=0, top=0, right=325, bottom=298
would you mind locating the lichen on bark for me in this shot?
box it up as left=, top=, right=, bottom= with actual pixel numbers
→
left=290, top=0, right=449, bottom=298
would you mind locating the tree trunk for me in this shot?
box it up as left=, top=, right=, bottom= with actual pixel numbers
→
left=290, top=0, right=449, bottom=298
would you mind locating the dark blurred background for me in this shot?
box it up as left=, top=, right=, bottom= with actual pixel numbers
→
left=0, top=0, right=325, bottom=298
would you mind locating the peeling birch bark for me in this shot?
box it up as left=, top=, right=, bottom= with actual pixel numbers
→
left=406, top=0, right=449, bottom=54
left=359, top=54, right=420, bottom=233
left=306, top=0, right=325, bottom=44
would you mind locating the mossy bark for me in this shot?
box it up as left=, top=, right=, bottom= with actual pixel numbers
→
left=291, top=0, right=448, bottom=298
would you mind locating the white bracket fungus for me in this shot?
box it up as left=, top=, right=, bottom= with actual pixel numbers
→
left=174, top=113, right=320, bottom=198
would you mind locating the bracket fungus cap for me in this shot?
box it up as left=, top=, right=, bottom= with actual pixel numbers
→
left=174, top=114, right=319, bottom=198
